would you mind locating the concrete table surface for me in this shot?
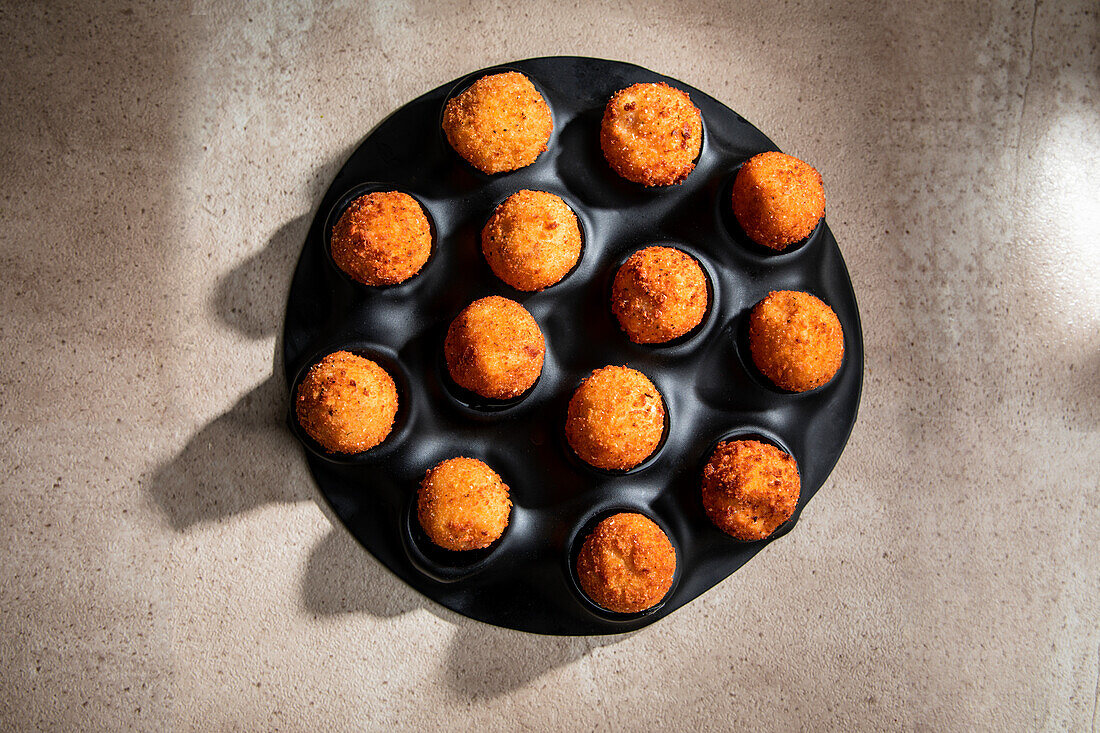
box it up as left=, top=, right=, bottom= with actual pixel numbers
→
left=1, top=1, right=1097, bottom=730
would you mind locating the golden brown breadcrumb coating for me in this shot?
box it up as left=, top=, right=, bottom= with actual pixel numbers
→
left=444, top=296, right=545, bottom=400
left=600, top=82, right=702, bottom=186
left=330, top=191, right=432, bottom=286
left=442, top=71, right=553, bottom=174
left=417, top=457, right=512, bottom=551
left=576, top=512, right=676, bottom=613
left=565, top=366, right=665, bottom=470
left=731, top=151, right=825, bottom=250
left=481, top=190, right=582, bottom=291
left=749, top=290, right=844, bottom=392
left=295, top=350, right=398, bottom=454
left=611, top=246, right=707, bottom=343
left=701, top=439, right=800, bottom=540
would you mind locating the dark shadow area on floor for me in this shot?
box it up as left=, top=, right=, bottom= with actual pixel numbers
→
left=444, top=625, right=622, bottom=699
left=146, top=371, right=311, bottom=530
left=213, top=215, right=310, bottom=339
left=301, top=527, right=429, bottom=618
left=303, top=520, right=624, bottom=696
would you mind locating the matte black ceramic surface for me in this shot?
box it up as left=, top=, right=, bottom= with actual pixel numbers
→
left=283, top=56, right=863, bottom=635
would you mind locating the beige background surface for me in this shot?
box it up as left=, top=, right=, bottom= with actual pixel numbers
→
left=1, top=0, right=1098, bottom=730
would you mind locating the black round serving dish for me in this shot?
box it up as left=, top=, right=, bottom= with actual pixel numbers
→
left=282, top=56, right=863, bottom=635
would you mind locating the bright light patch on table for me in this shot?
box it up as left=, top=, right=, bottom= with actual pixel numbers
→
left=1018, top=110, right=1100, bottom=340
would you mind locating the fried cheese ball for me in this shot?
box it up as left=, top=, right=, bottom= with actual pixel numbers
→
left=565, top=366, right=665, bottom=471
left=600, top=82, right=703, bottom=186
left=749, top=290, right=844, bottom=392
left=417, top=457, right=512, bottom=551
left=731, top=151, right=825, bottom=250
left=576, top=512, right=676, bottom=613
left=442, top=71, right=553, bottom=174
left=611, top=246, right=708, bottom=343
left=481, top=190, right=582, bottom=291
left=701, top=439, right=800, bottom=540
left=330, top=191, right=432, bottom=286
left=295, top=350, right=399, bottom=454
left=444, top=296, right=545, bottom=400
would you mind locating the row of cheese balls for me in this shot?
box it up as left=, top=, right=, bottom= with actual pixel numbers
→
left=331, top=143, right=824, bottom=298
left=440, top=70, right=825, bottom=249
left=381, top=442, right=797, bottom=615
left=296, top=285, right=843, bottom=461
left=440, top=286, right=843, bottom=404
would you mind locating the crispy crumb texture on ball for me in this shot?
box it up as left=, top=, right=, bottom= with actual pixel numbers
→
left=442, top=71, right=553, bottom=174
left=330, top=191, right=432, bottom=286
left=600, top=82, right=703, bottom=186
left=295, top=351, right=399, bottom=454
left=749, top=290, right=844, bottom=392
left=417, top=457, right=512, bottom=551
left=565, top=366, right=665, bottom=471
left=444, top=296, right=545, bottom=400
left=481, top=190, right=582, bottom=291
left=731, top=151, right=825, bottom=250
left=576, top=512, right=676, bottom=613
left=611, top=246, right=708, bottom=343
left=701, top=440, right=800, bottom=541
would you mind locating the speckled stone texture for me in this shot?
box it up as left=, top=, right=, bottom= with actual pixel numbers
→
left=1, top=1, right=1097, bottom=730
